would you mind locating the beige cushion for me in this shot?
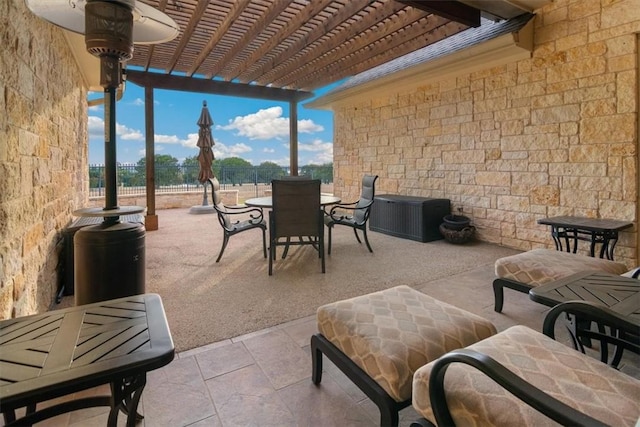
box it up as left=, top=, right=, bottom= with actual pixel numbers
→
left=317, top=285, right=496, bottom=402
left=495, top=249, right=628, bottom=287
left=413, top=325, right=640, bottom=426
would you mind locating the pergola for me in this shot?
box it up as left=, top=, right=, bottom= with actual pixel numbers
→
left=68, top=0, right=545, bottom=228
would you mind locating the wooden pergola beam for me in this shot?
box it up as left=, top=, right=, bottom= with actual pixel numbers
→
left=125, top=69, right=313, bottom=102
left=396, top=1, right=481, bottom=27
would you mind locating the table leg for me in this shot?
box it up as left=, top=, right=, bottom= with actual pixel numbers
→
left=109, top=375, right=146, bottom=427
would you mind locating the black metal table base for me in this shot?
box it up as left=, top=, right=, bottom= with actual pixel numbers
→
left=2, top=375, right=146, bottom=427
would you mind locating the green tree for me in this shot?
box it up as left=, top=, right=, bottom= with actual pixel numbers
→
left=301, top=163, right=333, bottom=183
left=218, top=157, right=253, bottom=185
left=135, top=154, right=182, bottom=188
left=182, top=155, right=199, bottom=185
left=256, top=161, right=285, bottom=184
left=117, top=164, right=137, bottom=188
left=89, top=165, right=104, bottom=189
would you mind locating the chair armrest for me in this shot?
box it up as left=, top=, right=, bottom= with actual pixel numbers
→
left=215, top=205, right=264, bottom=224
left=542, top=300, right=640, bottom=365
left=325, top=200, right=373, bottom=220
left=428, top=349, right=608, bottom=427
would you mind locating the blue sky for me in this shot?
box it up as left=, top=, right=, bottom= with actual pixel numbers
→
left=88, top=81, right=337, bottom=166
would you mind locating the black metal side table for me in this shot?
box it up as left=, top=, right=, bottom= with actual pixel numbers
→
left=537, top=215, right=633, bottom=260
left=0, top=293, right=174, bottom=427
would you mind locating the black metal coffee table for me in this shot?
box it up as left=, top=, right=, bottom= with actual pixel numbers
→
left=529, top=271, right=640, bottom=322
left=530, top=271, right=639, bottom=365
left=0, top=293, right=174, bottom=427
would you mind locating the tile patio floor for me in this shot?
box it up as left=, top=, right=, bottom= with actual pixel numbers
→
left=10, top=267, right=556, bottom=427
left=11, top=265, right=639, bottom=427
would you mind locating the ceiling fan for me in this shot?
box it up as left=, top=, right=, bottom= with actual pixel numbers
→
left=24, top=0, right=180, bottom=220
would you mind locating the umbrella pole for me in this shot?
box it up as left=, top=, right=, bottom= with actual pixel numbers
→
left=202, top=182, right=209, bottom=206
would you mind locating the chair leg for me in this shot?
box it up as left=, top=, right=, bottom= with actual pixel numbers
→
left=320, top=237, right=325, bottom=273
left=261, top=228, right=267, bottom=258
left=327, top=225, right=333, bottom=255
left=216, top=234, right=230, bottom=263
left=492, top=279, right=504, bottom=313
left=310, top=335, right=323, bottom=384
left=353, top=227, right=362, bottom=244
left=282, top=237, right=294, bottom=259
left=310, top=334, right=407, bottom=427
left=492, top=278, right=535, bottom=313
left=361, top=227, right=373, bottom=252
left=269, top=242, right=274, bottom=275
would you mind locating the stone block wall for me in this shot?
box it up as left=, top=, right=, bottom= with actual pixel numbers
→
left=0, top=1, right=88, bottom=318
left=332, top=0, right=638, bottom=268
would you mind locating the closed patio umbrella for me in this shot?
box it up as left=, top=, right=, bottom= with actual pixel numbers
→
left=190, top=100, right=216, bottom=214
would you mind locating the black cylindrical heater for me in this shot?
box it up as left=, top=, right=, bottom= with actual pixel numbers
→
left=74, top=221, right=145, bottom=305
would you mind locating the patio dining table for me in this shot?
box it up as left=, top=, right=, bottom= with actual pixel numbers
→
left=245, top=195, right=341, bottom=208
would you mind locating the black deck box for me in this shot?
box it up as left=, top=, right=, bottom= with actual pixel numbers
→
left=369, top=195, right=450, bottom=242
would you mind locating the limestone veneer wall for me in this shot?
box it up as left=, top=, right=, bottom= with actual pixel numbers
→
left=331, top=0, right=638, bottom=268
left=0, top=1, right=88, bottom=318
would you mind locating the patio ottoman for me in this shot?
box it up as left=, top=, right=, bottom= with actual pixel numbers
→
left=310, top=285, right=496, bottom=427
left=493, top=248, right=628, bottom=312
left=412, top=325, right=640, bottom=426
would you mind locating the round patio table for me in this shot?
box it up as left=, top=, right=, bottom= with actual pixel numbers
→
left=245, top=195, right=341, bottom=208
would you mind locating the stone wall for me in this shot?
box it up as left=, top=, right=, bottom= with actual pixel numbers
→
left=0, top=1, right=88, bottom=318
left=331, top=0, right=638, bottom=268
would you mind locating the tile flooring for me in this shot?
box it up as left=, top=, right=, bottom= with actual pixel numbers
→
left=7, top=268, right=639, bottom=427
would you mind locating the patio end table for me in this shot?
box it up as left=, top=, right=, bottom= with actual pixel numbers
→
left=537, top=215, right=633, bottom=260
left=0, top=293, right=174, bottom=427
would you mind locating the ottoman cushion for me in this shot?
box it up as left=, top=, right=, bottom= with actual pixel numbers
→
left=316, top=285, right=496, bottom=402
left=495, top=249, right=628, bottom=287
left=412, top=325, right=640, bottom=426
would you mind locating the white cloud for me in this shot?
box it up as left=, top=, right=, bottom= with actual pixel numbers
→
left=299, top=139, right=333, bottom=164
left=262, top=147, right=275, bottom=153
left=117, top=123, right=144, bottom=140
left=217, top=106, right=323, bottom=140
left=130, top=98, right=144, bottom=106
left=299, top=139, right=333, bottom=153
left=298, top=119, right=324, bottom=133
left=213, top=142, right=252, bottom=159
left=88, top=115, right=144, bottom=141
left=88, top=116, right=104, bottom=138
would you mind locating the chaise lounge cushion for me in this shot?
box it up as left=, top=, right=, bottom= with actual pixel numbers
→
left=316, top=285, right=496, bottom=402
left=495, top=249, right=628, bottom=287
left=413, top=325, right=640, bottom=426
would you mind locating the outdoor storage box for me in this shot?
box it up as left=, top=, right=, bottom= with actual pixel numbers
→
left=369, top=195, right=450, bottom=242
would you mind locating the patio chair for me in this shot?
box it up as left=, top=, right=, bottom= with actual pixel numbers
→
left=324, top=174, right=378, bottom=254
left=269, top=178, right=324, bottom=275
left=208, top=177, right=267, bottom=263
left=411, top=300, right=640, bottom=427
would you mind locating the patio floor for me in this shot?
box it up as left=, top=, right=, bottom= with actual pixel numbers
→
left=15, top=265, right=565, bottom=427
left=19, top=209, right=639, bottom=427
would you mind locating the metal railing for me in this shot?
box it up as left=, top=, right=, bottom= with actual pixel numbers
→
left=89, top=164, right=333, bottom=198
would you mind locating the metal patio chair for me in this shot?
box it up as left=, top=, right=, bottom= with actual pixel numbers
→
left=208, top=177, right=267, bottom=263
left=269, top=179, right=324, bottom=275
left=324, top=174, right=378, bottom=254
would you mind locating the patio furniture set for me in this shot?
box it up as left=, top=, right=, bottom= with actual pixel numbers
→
left=207, top=174, right=379, bottom=274
left=309, top=214, right=638, bottom=426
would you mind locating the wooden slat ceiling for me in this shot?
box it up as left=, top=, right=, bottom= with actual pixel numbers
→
left=127, top=0, right=495, bottom=95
